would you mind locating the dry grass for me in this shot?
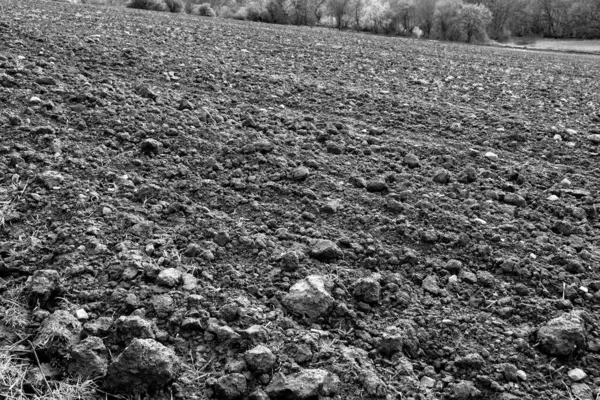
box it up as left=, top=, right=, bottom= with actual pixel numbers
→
left=0, top=284, right=30, bottom=330
left=0, top=353, right=97, bottom=400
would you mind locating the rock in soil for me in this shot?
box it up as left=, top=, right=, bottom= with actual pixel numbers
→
left=283, top=275, right=334, bottom=320
left=104, top=338, right=181, bottom=394
left=265, top=369, right=340, bottom=400
left=537, top=311, right=587, bottom=356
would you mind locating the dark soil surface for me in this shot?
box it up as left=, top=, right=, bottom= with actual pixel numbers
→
left=2, top=1, right=600, bottom=399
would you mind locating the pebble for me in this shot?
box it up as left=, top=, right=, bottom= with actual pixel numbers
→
left=538, top=311, right=587, bottom=356
left=516, top=370, right=527, bottom=381
left=244, top=345, right=276, bottom=373
left=587, top=134, right=600, bottom=144
left=484, top=151, right=498, bottom=161
left=75, top=309, right=89, bottom=321
left=420, top=376, right=435, bottom=388
left=568, top=368, right=587, bottom=382
left=156, top=268, right=182, bottom=288
left=291, top=166, right=310, bottom=181
left=283, top=275, right=334, bottom=320
left=366, top=178, right=387, bottom=192
left=404, top=153, right=420, bottom=168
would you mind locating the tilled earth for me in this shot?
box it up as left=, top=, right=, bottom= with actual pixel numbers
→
left=2, top=1, right=600, bottom=399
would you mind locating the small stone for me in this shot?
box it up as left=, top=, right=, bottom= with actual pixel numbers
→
left=104, top=339, right=181, bottom=394
left=455, top=353, right=485, bottom=370
left=432, top=168, right=451, bottom=184
left=281, top=251, right=300, bottom=271
left=140, top=138, right=162, bottom=155
left=560, top=178, right=572, bottom=186
left=484, top=151, right=499, bottom=161
left=68, top=336, right=108, bottom=379
left=504, top=193, right=526, bottom=207
left=404, top=153, right=420, bottom=168
left=366, top=178, right=387, bottom=193
left=254, top=139, right=274, bottom=153
left=179, top=99, right=194, bottom=110
left=451, top=380, right=481, bottom=399
left=516, top=370, right=527, bottom=381
left=28, top=269, right=60, bottom=308
left=36, top=76, right=57, bottom=85
left=244, top=345, right=276, bottom=373
left=114, top=315, right=155, bottom=342
left=135, top=85, right=158, bottom=100
left=75, top=309, right=89, bottom=321
left=379, top=320, right=419, bottom=356
left=571, top=383, right=593, bottom=400
left=266, top=369, right=339, bottom=399
left=568, top=368, right=587, bottom=382
left=353, top=277, right=381, bottom=303
left=587, top=134, right=600, bottom=144
left=84, top=317, right=114, bottom=336
left=310, top=239, right=343, bottom=261
left=457, top=166, right=477, bottom=183
left=422, top=275, right=440, bottom=295
left=548, top=194, right=559, bottom=201
left=420, top=376, right=435, bottom=388
left=291, top=166, right=310, bottom=181
left=156, top=268, right=182, bottom=288
left=214, top=231, right=231, bottom=247
left=538, top=311, right=587, bottom=356
left=214, top=373, right=247, bottom=400
left=283, top=275, right=334, bottom=320
left=501, top=363, right=518, bottom=382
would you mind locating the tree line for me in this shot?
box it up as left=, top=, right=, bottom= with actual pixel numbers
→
left=210, top=0, right=600, bottom=41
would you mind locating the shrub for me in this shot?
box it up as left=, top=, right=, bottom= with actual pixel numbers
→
left=127, top=0, right=164, bottom=10
left=198, top=2, right=216, bottom=16
left=164, top=0, right=184, bottom=12
left=459, top=3, right=492, bottom=42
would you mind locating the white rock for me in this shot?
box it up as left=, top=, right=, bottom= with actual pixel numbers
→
left=566, top=128, right=577, bottom=135
left=420, top=376, right=435, bottom=388
left=517, top=370, right=527, bottom=381
left=560, top=178, right=571, bottom=186
left=75, top=309, right=89, bottom=321
left=553, top=134, right=562, bottom=141
left=30, top=96, right=42, bottom=104
left=547, top=195, right=559, bottom=201
left=484, top=151, right=499, bottom=161
left=568, top=368, right=587, bottom=382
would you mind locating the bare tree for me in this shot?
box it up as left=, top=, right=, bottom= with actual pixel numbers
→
left=416, top=0, right=437, bottom=36
left=327, top=0, right=351, bottom=28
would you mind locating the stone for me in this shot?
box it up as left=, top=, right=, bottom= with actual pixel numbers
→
left=291, top=166, right=310, bottom=181
left=451, top=380, right=481, bottom=399
left=75, top=309, right=89, bottom=321
left=244, top=345, right=276, bottom=373
left=457, top=166, right=477, bottom=183
left=516, top=370, right=527, bottom=381
left=84, top=317, right=114, bottom=336
left=352, top=277, right=381, bottom=303
left=281, top=251, right=300, bottom=271
left=34, top=310, right=82, bottom=356
left=455, top=353, right=485, bottom=370
left=156, top=268, right=182, bottom=287
left=215, top=231, right=231, bottom=247
left=39, top=171, right=65, bottom=189
left=379, top=320, right=420, bottom=356
left=135, top=85, right=158, bottom=100
left=104, top=339, right=181, bottom=394
left=114, top=315, right=155, bottom=342
left=68, top=336, right=108, bottom=379
left=309, top=239, right=343, bottom=261
left=432, top=168, right=451, bottom=184
left=366, top=178, right=388, bottom=193
left=150, top=294, right=175, bottom=318
left=140, top=138, right=162, bottom=155
left=422, top=275, right=440, bottom=295
left=420, top=376, right=435, bottom=389
left=571, top=383, right=593, bottom=400
left=237, top=325, right=269, bottom=343
left=179, top=99, right=194, bottom=110
left=538, top=312, right=587, bottom=356
left=501, top=363, right=518, bottom=382
left=587, top=134, right=600, bottom=144
left=28, top=269, right=60, bottom=308
left=214, top=373, right=247, bottom=400
left=265, top=369, right=339, bottom=399
left=254, top=139, right=274, bottom=153
left=135, top=184, right=162, bottom=202
left=404, top=153, right=420, bottom=168
left=283, top=275, right=334, bottom=320
left=504, top=193, right=527, bottom=207
left=484, top=151, right=498, bottom=161
left=568, top=368, right=587, bottom=381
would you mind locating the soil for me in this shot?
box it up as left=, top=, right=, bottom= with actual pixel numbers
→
left=2, top=1, right=600, bottom=399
